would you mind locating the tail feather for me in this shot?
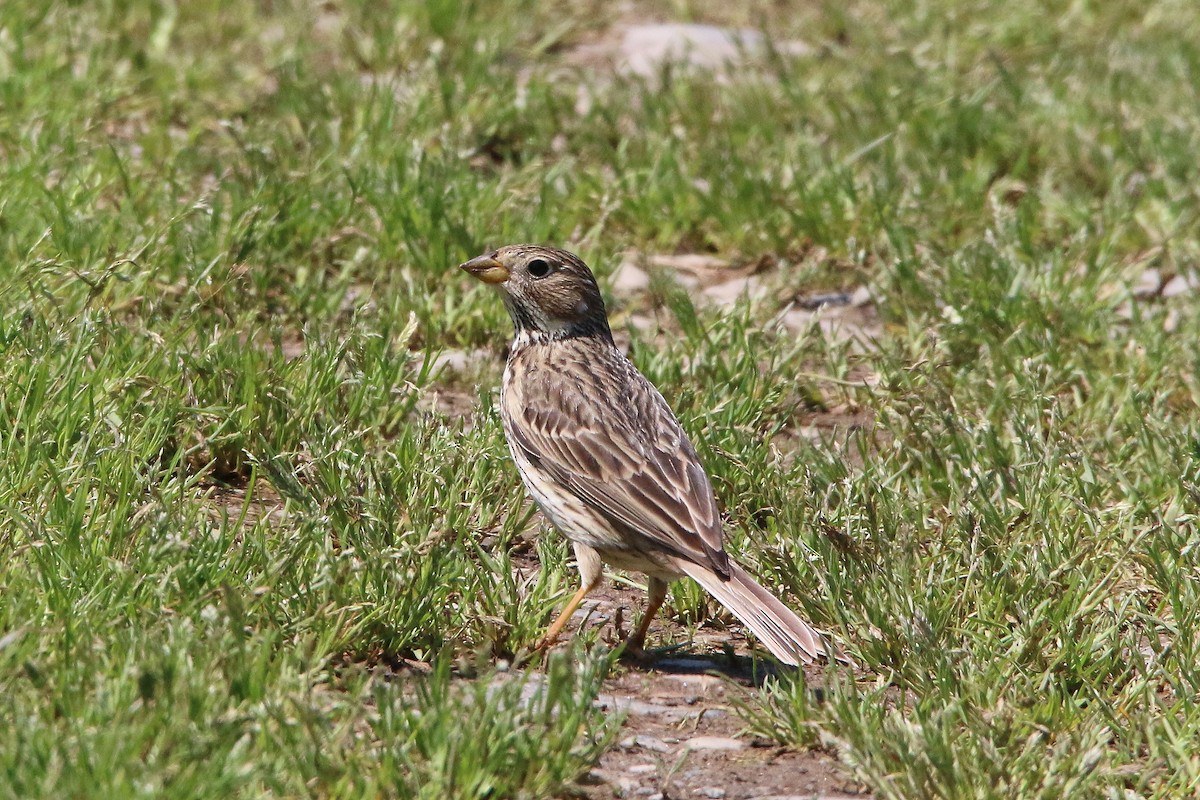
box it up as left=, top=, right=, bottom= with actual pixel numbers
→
left=678, top=560, right=845, bottom=666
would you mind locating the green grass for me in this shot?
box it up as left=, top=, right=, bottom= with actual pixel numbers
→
left=1, top=0, right=1199, bottom=797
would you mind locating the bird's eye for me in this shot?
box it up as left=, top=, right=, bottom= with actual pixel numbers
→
left=526, top=258, right=552, bottom=278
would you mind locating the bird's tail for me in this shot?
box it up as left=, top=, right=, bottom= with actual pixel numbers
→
left=678, top=560, right=847, bottom=666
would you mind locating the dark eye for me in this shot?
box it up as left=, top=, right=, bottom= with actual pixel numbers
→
left=526, top=258, right=552, bottom=278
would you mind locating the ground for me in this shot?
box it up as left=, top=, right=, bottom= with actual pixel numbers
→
left=533, top=566, right=867, bottom=800
left=2, top=1, right=1199, bottom=798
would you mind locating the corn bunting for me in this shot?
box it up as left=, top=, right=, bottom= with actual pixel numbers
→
left=462, top=244, right=841, bottom=665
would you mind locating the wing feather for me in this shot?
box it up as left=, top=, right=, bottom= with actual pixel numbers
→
left=502, top=343, right=730, bottom=578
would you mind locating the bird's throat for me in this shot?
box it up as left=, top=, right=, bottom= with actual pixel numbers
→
left=503, top=296, right=613, bottom=347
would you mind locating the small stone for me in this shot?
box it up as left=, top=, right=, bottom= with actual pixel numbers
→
left=569, top=599, right=606, bottom=623
left=626, top=313, right=657, bottom=333
left=659, top=673, right=727, bottom=705
left=1134, top=268, right=1161, bottom=298
left=611, top=261, right=651, bottom=294
left=598, top=693, right=709, bottom=720
left=1162, top=274, right=1199, bottom=298
left=674, top=271, right=703, bottom=291
left=780, top=304, right=879, bottom=346
left=684, top=735, right=746, bottom=751
left=609, top=777, right=637, bottom=793
left=587, top=768, right=637, bottom=793
left=430, top=348, right=474, bottom=375
left=604, top=697, right=672, bottom=716
left=699, top=788, right=727, bottom=799
left=628, top=763, right=657, bottom=775
left=634, top=734, right=672, bottom=752
left=580, top=769, right=604, bottom=785
left=781, top=308, right=816, bottom=331
left=619, top=24, right=763, bottom=78
left=850, top=285, right=873, bottom=307
left=280, top=337, right=307, bottom=360
left=616, top=24, right=812, bottom=79
left=704, top=275, right=766, bottom=306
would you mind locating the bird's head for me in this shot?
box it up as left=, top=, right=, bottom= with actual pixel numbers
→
left=460, top=244, right=611, bottom=343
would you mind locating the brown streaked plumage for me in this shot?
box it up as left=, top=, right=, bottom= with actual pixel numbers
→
left=461, top=244, right=842, bottom=666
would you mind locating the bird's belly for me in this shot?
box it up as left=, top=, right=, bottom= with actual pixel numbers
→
left=507, top=443, right=683, bottom=581
left=594, top=546, right=684, bottom=580
left=510, top=443, right=614, bottom=544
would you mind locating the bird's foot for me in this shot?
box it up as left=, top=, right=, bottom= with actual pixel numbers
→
left=510, top=633, right=563, bottom=669
left=532, top=633, right=561, bottom=653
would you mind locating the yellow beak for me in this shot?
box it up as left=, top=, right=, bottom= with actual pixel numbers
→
left=460, top=254, right=510, bottom=285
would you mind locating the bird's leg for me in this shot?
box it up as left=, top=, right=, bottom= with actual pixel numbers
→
left=627, top=576, right=668, bottom=651
left=536, top=581, right=598, bottom=649
left=536, top=543, right=602, bottom=651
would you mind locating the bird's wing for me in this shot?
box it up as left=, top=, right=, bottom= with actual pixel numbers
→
left=503, top=347, right=730, bottom=577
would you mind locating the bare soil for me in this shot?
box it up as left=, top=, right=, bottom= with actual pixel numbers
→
left=532, top=566, right=870, bottom=799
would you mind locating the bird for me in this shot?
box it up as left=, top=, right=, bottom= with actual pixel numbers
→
left=461, top=244, right=841, bottom=665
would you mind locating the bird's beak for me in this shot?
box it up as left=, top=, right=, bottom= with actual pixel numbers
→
left=460, top=254, right=510, bottom=285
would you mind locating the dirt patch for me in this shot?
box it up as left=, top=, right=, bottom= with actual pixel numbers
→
left=564, top=17, right=812, bottom=82
left=202, top=481, right=288, bottom=526
left=416, top=381, right=484, bottom=421
left=581, top=663, right=867, bottom=799
left=523, top=558, right=869, bottom=799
